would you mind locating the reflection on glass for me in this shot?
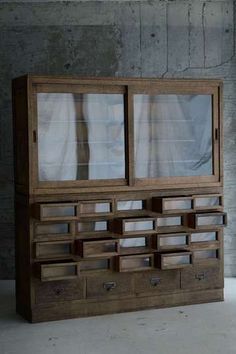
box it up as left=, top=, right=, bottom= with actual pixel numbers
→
left=120, top=237, right=146, bottom=248
left=195, top=196, right=220, bottom=208
left=159, top=235, right=187, bottom=247
left=37, top=93, right=125, bottom=181
left=117, top=200, right=144, bottom=211
left=197, top=215, right=224, bottom=226
left=157, top=216, right=182, bottom=227
left=80, top=259, right=109, bottom=271
left=134, top=94, right=212, bottom=178
left=124, top=220, right=154, bottom=232
left=164, top=200, right=192, bottom=210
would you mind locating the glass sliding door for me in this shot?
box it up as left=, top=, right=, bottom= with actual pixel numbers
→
left=37, top=91, right=126, bottom=183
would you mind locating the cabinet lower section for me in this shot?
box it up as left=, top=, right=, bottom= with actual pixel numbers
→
left=29, top=288, right=224, bottom=323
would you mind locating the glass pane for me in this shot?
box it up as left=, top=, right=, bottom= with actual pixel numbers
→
left=191, top=232, right=216, bottom=242
left=80, top=202, right=111, bottom=214
left=122, top=256, right=152, bottom=270
left=124, top=220, right=154, bottom=232
left=194, top=250, right=217, bottom=259
left=80, top=259, right=109, bottom=271
left=164, top=199, right=192, bottom=210
left=42, top=206, right=75, bottom=218
left=157, top=217, right=182, bottom=227
left=134, top=94, right=212, bottom=178
left=117, top=200, right=144, bottom=211
left=197, top=215, right=224, bottom=226
left=159, top=235, right=187, bottom=247
left=77, top=221, right=108, bottom=232
left=36, top=223, right=69, bottom=235
left=163, top=255, right=190, bottom=266
left=195, top=196, right=220, bottom=207
left=37, top=93, right=125, bottom=181
left=120, top=237, right=146, bottom=248
left=38, top=243, right=71, bottom=257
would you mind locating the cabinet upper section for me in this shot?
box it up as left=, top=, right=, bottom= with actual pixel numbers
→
left=12, top=75, right=223, bottom=195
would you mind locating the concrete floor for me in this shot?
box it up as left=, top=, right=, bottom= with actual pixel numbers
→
left=0, top=279, right=236, bottom=354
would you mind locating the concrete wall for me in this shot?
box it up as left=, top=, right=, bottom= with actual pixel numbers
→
left=0, top=0, right=235, bottom=278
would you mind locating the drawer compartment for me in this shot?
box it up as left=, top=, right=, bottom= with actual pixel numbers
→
left=33, top=203, right=78, bottom=221
left=77, top=220, right=110, bottom=236
left=35, top=222, right=71, bottom=238
left=156, top=215, right=185, bottom=232
left=134, top=270, right=180, bottom=294
left=75, top=239, right=119, bottom=258
left=35, top=241, right=73, bottom=260
left=156, top=251, right=192, bottom=270
left=193, top=194, right=223, bottom=210
left=79, top=258, right=112, bottom=272
left=86, top=273, right=133, bottom=299
left=116, top=200, right=146, bottom=212
left=157, top=233, right=190, bottom=251
left=78, top=200, right=113, bottom=216
left=119, top=236, right=154, bottom=255
left=181, top=265, right=223, bottom=290
left=35, top=261, right=79, bottom=282
left=111, top=218, right=156, bottom=235
left=117, top=254, right=155, bottom=272
left=191, top=230, right=219, bottom=243
left=35, top=279, right=85, bottom=305
left=152, top=197, right=193, bottom=213
left=193, top=248, right=220, bottom=264
left=188, top=212, right=227, bottom=229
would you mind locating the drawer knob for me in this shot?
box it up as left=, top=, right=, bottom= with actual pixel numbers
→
left=54, top=287, right=64, bottom=296
left=150, top=277, right=161, bottom=287
left=103, top=281, right=117, bottom=292
left=195, top=272, right=205, bottom=281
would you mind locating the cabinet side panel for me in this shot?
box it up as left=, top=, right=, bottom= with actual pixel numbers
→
left=15, top=198, right=31, bottom=321
left=12, top=77, right=29, bottom=193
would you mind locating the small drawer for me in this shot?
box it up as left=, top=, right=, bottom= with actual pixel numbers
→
left=79, top=258, right=112, bottom=273
left=75, top=239, right=119, bottom=258
left=134, top=270, right=180, bottom=294
left=35, top=241, right=73, bottom=260
left=191, top=230, right=220, bottom=244
left=116, top=200, right=146, bottom=212
left=156, top=251, right=192, bottom=270
left=152, top=197, right=193, bottom=214
left=35, top=222, right=72, bottom=240
left=193, top=194, right=223, bottom=211
left=119, top=236, right=154, bottom=255
left=192, top=248, right=220, bottom=264
left=78, top=200, right=113, bottom=217
left=188, top=212, right=227, bottom=229
left=86, top=273, right=133, bottom=299
left=77, top=220, right=110, bottom=237
left=35, top=261, right=79, bottom=282
left=117, top=254, right=155, bottom=272
left=157, top=233, right=190, bottom=251
left=181, top=265, right=223, bottom=290
left=110, top=218, right=156, bottom=235
left=35, top=279, right=85, bottom=305
left=156, top=215, right=184, bottom=231
left=33, top=203, right=78, bottom=221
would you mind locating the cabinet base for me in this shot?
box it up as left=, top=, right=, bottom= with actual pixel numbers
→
left=26, top=288, right=224, bottom=323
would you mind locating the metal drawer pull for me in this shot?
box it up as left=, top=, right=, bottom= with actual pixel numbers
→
left=54, top=287, right=64, bottom=296
left=150, top=277, right=161, bottom=287
left=103, top=281, right=117, bottom=291
left=195, top=272, right=205, bottom=281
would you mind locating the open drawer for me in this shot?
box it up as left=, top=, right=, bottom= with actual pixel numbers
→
left=75, top=238, right=119, bottom=258
left=35, top=261, right=79, bottom=282
left=156, top=251, right=192, bottom=270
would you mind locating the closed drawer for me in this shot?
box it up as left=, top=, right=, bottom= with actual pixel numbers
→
left=75, top=238, right=119, bottom=258
left=181, top=265, right=223, bottom=290
left=134, top=270, right=180, bottom=294
left=152, top=197, right=193, bottom=214
left=78, top=200, right=113, bottom=217
left=188, top=212, right=227, bottom=229
left=35, top=261, right=79, bottom=282
left=193, top=194, right=223, bottom=211
left=86, top=273, right=133, bottom=299
left=35, top=241, right=73, bottom=260
left=33, top=203, right=78, bottom=221
left=35, top=279, right=85, bottom=305
left=117, top=254, right=155, bottom=272
left=110, top=218, right=156, bottom=235
left=156, top=251, right=192, bottom=270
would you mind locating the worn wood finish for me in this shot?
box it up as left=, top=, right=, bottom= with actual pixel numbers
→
left=13, top=76, right=225, bottom=323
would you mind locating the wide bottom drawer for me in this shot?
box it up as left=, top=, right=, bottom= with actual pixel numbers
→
left=35, top=279, right=85, bottom=305
left=86, top=273, right=133, bottom=299
left=134, top=270, right=180, bottom=294
left=181, top=265, right=223, bottom=290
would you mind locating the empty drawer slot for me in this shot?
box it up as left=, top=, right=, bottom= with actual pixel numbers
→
left=79, top=201, right=112, bottom=216
left=152, top=197, right=193, bottom=213
left=157, top=251, right=192, bottom=270
left=80, top=258, right=111, bottom=272
left=117, top=200, right=145, bottom=211
left=117, top=254, right=154, bottom=272
left=158, top=234, right=190, bottom=251
left=194, top=195, right=223, bottom=210
left=35, top=241, right=73, bottom=259
left=36, top=223, right=70, bottom=236
left=75, top=239, right=119, bottom=258
left=36, top=261, right=79, bottom=282
left=193, top=249, right=219, bottom=262
left=120, top=237, right=153, bottom=255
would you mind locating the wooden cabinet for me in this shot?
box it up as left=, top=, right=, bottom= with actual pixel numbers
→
left=13, top=76, right=225, bottom=322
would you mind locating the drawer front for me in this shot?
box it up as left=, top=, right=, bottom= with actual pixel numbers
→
left=35, top=279, right=85, bottom=304
left=134, top=270, right=180, bottom=294
left=181, top=265, right=223, bottom=290
left=36, top=262, right=79, bottom=282
left=86, top=273, right=133, bottom=299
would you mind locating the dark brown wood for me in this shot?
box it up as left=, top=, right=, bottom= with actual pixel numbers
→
left=13, top=76, right=225, bottom=323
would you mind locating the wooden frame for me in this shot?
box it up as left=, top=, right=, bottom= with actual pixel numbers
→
left=157, top=233, right=191, bottom=251
left=188, top=212, right=227, bottom=229
left=156, top=251, right=193, bottom=270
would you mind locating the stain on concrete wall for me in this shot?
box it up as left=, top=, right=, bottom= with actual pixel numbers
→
left=0, top=0, right=235, bottom=278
